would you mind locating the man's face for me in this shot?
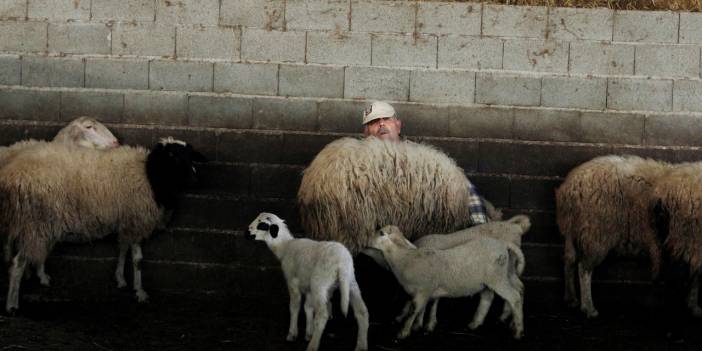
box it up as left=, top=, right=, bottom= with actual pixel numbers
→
left=363, top=117, right=402, bottom=142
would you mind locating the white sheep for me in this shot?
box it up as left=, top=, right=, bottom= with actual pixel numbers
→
left=1, top=117, right=119, bottom=285
left=368, top=225, right=525, bottom=340
left=247, top=213, right=369, bottom=351
left=1, top=137, right=206, bottom=313
left=396, top=215, right=531, bottom=332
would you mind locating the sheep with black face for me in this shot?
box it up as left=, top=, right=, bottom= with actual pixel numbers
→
left=247, top=212, right=369, bottom=351
left=1, top=137, right=206, bottom=313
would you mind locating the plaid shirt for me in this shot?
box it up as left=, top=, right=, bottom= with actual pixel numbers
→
left=468, top=182, right=489, bottom=225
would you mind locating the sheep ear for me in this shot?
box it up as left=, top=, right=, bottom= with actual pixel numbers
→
left=270, top=224, right=279, bottom=238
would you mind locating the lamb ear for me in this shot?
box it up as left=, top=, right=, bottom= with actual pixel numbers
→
left=256, top=222, right=270, bottom=231
left=270, top=224, right=279, bottom=238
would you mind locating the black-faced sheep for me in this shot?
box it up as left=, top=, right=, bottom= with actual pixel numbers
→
left=652, top=162, right=702, bottom=317
left=369, top=225, right=525, bottom=340
left=298, top=137, right=481, bottom=254
left=247, top=213, right=369, bottom=351
left=1, top=137, right=206, bottom=313
left=556, top=155, right=671, bottom=318
left=1, top=117, right=119, bottom=285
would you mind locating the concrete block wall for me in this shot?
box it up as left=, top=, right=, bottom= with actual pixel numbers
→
left=1, top=0, right=702, bottom=301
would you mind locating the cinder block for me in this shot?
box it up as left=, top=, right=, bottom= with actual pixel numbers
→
left=112, top=23, right=175, bottom=57
left=417, top=2, right=481, bottom=35
left=541, top=76, right=606, bottom=110
left=680, top=13, right=702, bottom=44
left=409, top=69, right=475, bottom=104
left=510, top=178, right=559, bottom=210
left=372, top=34, right=437, bottom=68
left=278, top=65, right=344, bottom=98
left=607, top=78, right=672, bottom=112
left=48, top=23, right=111, bottom=55
left=281, top=133, right=338, bottom=165
left=219, top=0, right=285, bottom=30
left=438, top=36, right=503, bottom=69
left=59, top=90, right=124, bottom=123
left=124, top=91, right=188, bottom=125
left=350, top=0, right=415, bottom=33
left=483, top=4, right=547, bottom=38
left=344, top=66, right=410, bottom=100
left=176, top=26, right=241, bottom=60
left=91, top=0, right=154, bottom=21
left=0, top=88, right=60, bottom=120
left=579, top=111, right=644, bottom=145
left=214, top=62, right=279, bottom=95
left=673, top=80, right=702, bottom=112
left=613, top=10, right=678, bottom=43
left=0, top=21, right=47, bottom=53
left=569, top=42, right=635, bottom=75
left=21, top=56, right=84, bottom=88
left=391, top=103, right=448, bottom=137
left=547, top=7, right=613, bottom=41
left=645, top=114, right=702, bottom=147
left=155, top=0, right=219, bottom=25
left=241, top=28, right=306, bottom=63
left=216, top=130, right=284, bottom=163
left=286, top=0, right=350, bottom=31
left=421, top=138, right=480, bottom=172
left=503, top=39, right=568, bottom=73
left=188, top=95, right=253, bottom=129
left=318, top=99, right=367, bottom=133
left=252, top=97, right=318, bottom=131
left=514, top=109, right=582, bottom=142
left=251, top=165, right=303, bottom=198
left=86, top=58, right=149, bottom=90
left=448, top=106, right=514, bottom=139
left=0, top=0, right=26, bottom=19
left=0, top=55, right=20, bottom=85
left=28, top=0, right=90, bottom=21
left=307, top=31, right=371, bottom=66
left=150, top=60, right=213, bottom=92
left=475, top=73, right=541, bottom=107
left=635, top=45, right=700, bottom=78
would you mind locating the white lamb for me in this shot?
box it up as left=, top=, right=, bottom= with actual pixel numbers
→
left=247, top=213, right=369, bottom=351
left=368, top=225, right=525, bottom=340
left=396, top=215, right=531, bottom=331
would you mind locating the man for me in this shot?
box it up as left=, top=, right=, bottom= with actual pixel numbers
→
left=362, top=101, right=489, bottom=225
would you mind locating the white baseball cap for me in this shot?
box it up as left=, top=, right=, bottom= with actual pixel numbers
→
left=362, top=101, right=396, bottom=125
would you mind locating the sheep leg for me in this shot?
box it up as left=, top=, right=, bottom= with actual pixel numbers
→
left=131, top=244, right=149, bottom=302
left=395, top=301, right=412, bottom=323
left=6, top=253, right=28, bottom=314
left=398, top=294, right=429, bottom=340
left=578, top=262, right=598, bottom=318
left=425, top=299, right=439, bottom=333
left=491, top=281, right=524, bottom=340
left=563, top=236, right=579, bottom=307
left=469, top=290, right=495, bottom=330
left=687, top=271, right=702, bottom=317
left=115, top=243, right=128, bottom=288
left=499, top=299, right=512, bottom=323
left=286, top=286, right=301, bottom=341
left=306, top=291, right=330, bottom=351
left=304, top=297, right=314, bottom=341
left=412, top=303, right=427, bottom=331
left=36, top=262, right=51, bottom=287
left=350, top=280, right=369, bottom=351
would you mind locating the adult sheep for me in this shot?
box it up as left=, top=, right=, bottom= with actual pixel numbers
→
left=652, top=162, right=702, bottom=317
left=0, top=137, right=206, bottom=313
left=298, top=137, right=474, bottom=254
left=556, top=155, right=671, bottom=318
left=0, top=116, right=119, bottom=168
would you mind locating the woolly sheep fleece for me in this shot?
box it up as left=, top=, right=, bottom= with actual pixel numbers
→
left=556, top=155, right=670, bottom=276
left=298, top=137, right=473, bottom=253
left=653, top=162, right=702, bottom=273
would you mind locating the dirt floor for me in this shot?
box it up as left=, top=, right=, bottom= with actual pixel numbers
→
left=2, top=279, right=702, bottom=351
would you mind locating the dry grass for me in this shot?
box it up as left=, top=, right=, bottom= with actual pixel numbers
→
left=410, top=0, right=702, bottom=12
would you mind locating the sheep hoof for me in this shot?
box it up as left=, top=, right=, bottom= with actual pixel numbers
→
left=690, top=306, right=702, bottom=318
left=564, top=297, right=579, bottom=308
left=513, top=330, right=523, bottom=340
left=582, top=307, right=599, bottom=319
left=396, top=330, right=410, bottom=340
left=39, top=275, right=51, bottom=287
left=305, top=332, right=312, bottom=341
left=135, top=290, right=149, bottom=303
left=116, top=280, right=127, bottom=289
left=6, top=307, right=18, bottom=317
left=286, top=333, right=297, bottom=342
left=468, top=321, right=480, bottom=330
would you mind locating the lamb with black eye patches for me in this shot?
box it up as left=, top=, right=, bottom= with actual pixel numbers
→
left=247, top=212, right=369, bottom=351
